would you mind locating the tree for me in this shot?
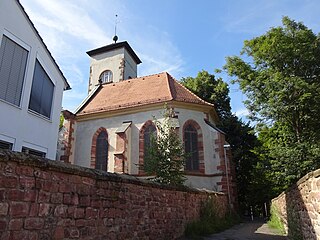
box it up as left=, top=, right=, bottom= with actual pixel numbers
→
left=181, top=70, right=231, bottom=120
left=59, top=113, right=64, bottom=129
left=224, top=16, right=320, bottom=192
left=181, top=71, right=263, bottom=213
left=143, top=108, right=186, bottom=186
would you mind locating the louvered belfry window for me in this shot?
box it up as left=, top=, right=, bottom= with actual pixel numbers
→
left=0, top=35, right=28, bottom=106
left=184, top=124, right=199, bottom=171
left=96, top=131, right=108, bottom=171
left=29, top=60, right=54, bottom=118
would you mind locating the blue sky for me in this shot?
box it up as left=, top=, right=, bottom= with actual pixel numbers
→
left=20, top=0, right=320, bottom=120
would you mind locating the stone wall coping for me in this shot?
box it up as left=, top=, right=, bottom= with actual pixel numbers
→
left=272, top=168, right=320, bottom=202
left=0, top=150, right=224, bottom=196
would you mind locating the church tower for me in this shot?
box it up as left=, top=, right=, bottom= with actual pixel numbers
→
left=86, top=41, right=142, bottom=94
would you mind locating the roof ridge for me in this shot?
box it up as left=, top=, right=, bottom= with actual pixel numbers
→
left=165, top=72, right=174, bottom=101
left=137, top=72, right=167, bottom=79
left=99, top=72, right=167, bottom=88
left=174, top=78, right=214, bottom=107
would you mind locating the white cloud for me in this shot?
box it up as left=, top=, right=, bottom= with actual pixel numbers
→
left=222, top=0, right=320, bottom=35
left=25, top=0, right=111, bottom=46
left=20, top=0, right=185, bottom=111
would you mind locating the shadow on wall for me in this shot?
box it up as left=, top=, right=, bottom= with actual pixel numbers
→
left=285, top=183, right=316, bottom=240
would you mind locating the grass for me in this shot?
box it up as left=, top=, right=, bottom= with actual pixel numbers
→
left=268, top=205, right=286, bottom=235
left=184, top=198, right=240, bottom=239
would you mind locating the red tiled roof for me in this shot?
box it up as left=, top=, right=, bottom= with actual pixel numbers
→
left=76, top=72, right=213, bottom=116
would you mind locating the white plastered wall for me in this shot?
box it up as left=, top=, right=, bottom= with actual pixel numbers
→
left=73, top=106, right=223, bottom=191
left=0, top=1, right=66, bottom=160
left=73, top=109, right=164, bottom=172
left=175, top=108, right=223, bottom=191
left=88, top=48, right=138, bottom=93
left=123, top=50, right=138, bottom=79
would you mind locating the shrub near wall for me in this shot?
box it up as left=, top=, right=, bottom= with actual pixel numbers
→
left=271, top=169, right=320, bottom=240
left=0, top=151, right=228, bottom=240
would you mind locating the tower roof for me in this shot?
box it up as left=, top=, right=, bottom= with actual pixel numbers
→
left=86, top=41, right=142, bottom=64
left=75, top=72, right=216, bottom=118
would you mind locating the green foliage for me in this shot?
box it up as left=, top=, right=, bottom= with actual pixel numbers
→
left=143, top=108, right=186, bottom=186
left=224, top=17, right=320, bottom=137
left=181, top=70, right=231, bottom=120
left=59, top=114, right=64, bottom=129
left=268, top=205, right=286, bottom=235
left=257, top=124, right=320, bottom=192
left=224, top=16, right=320, bottom=194
left=185, top=198, right=240, bottom=238
left=181, top=71, right=264, bottom=213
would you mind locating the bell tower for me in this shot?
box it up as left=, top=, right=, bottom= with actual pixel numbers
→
left=86, top=41, right=142, bottom=94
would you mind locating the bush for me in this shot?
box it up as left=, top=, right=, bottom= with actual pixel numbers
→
left=268, top=205, right=285, bottom=234
left=143, top=107, right=186, bottom=186
left=185, top=198, right=240, bottom=238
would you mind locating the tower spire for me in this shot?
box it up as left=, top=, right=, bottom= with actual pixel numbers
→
left=113, top=14, right=118, bottom=43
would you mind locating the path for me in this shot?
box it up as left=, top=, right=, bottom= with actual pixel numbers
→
left=203, top=220, right=288, bottom=240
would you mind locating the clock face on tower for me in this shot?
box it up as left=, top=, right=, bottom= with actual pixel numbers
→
left=99, top=70, right=113, bottom=83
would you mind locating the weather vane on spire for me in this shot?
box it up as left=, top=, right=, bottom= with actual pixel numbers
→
left=113, top=14, right=119, bottom=43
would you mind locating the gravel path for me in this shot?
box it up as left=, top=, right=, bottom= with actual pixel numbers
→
left=202, top=221, right=288, bottom=240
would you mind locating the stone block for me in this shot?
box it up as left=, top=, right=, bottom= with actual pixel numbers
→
left=0, top=203, right=9, bottom=215
left=51, top=193, right=63, bottom=204
left=29, top=203, right=39, bottom=216
left=1, top=176, right=18, bottom=188
left=54, top=205, right=68, bottom=217
left=38, top=203, right=52, bottom=216
left=24, top=217, right=44, bottom=230
left=54, top=226, right=65, bottom=239
left=8, top=218, right=23, bottom=230
left=0, top=218, right=7, bottom=231
left=9, top=202, right=29, bottom=217
left=19, top=176, right=35, bottom=189
left=74, top=208, right=85, bottom=219
left=38, top=190, right=51, bottom=203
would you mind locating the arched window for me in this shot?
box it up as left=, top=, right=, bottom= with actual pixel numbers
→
left=138, top=121, right=157, bottom=175
left=144, top=124, right=157, bottom=162
left=184, top=124, right=199, bottom=171
left=96, top=131, right=108, bottom=170
left=99, top=70, right=113, bottom=83
left=91, top=128, right=108, bottom=171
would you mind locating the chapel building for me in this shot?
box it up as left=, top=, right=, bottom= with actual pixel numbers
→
left=59, top=41, right=236, bottom=204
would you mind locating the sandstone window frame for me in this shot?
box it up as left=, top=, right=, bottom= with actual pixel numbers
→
left=91, top=127, right=109, bottom=171
left=183, top=120, right=205, bottom=174
left=99, top=70, right=113, bottom=84
left=138, top=120, right=157, bottom=175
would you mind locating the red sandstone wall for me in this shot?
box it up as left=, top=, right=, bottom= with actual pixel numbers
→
left=0, top=151, right=228, bottom=240
left=271, top=169, right=320, bottom=239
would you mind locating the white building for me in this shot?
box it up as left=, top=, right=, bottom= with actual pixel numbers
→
left=60, top=41, right=236, bottom=200
left=0, top=0, right=70, bottom=159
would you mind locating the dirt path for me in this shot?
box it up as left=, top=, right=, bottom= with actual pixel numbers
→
left=202, top=221, right=288, bottom=240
